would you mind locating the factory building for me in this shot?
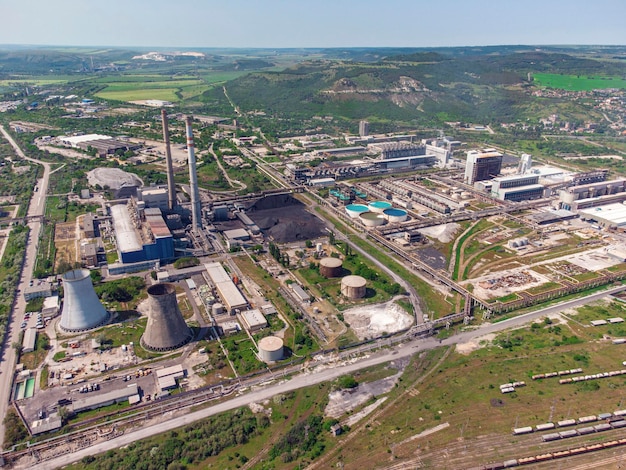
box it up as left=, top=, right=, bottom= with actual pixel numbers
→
left=579, top=203, right=626, bottom=229
left=204, top=262, right=248, bottom=314
left=495, top=185, right=545, bottom=202
left=58, top=134, right=141, bottom=157
left=110, top=203, right=173, bottom=264
left=240, top=309, right=268, bottom=332
left=464, top=149, right=503, bottom=185
left=491, top=174, right=544, bottom=201
left=138, top=187, right=169, bottom=211
left=559, top=179, right=626, bottom=210
left=372, top=142, right=425, bottom=160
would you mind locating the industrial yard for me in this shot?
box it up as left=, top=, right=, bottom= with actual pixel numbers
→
left=2, top=51, right=626, bottom=469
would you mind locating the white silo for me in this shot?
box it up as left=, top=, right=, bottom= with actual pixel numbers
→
left=59, top=269, right=110, bottom=332
left=258, top=336, right=284, bottom=362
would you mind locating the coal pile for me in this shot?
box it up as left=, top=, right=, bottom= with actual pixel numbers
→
left=247, top=194, right=326, bottom=243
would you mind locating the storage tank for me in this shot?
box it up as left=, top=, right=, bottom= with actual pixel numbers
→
left=212, top=303, right=224, bottom=315
left=341, top=275, right=367, bottom=299
left=368, top=200, right=392, bottom=213
left=59, top=269, right=110, bottom=332
left=383, top=208, right=408, bottom=223
left=319, top=257, right=343, bottom=278
left=345, top=204, right=369, bottom=218
left=359, top=211, right=386, bottom=227
left=258, top=336, right=284, bottom=362
left=140, top=283, right=193, bottom=352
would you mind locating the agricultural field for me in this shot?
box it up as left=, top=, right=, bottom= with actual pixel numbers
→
left=94, top=76, right=211, bottom=103
left=533, top=73, right=626, bottom=91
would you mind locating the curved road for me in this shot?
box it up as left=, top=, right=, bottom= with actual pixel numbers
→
left=27, top=283, right=626, bottom=469
left=0, top=125, right=51, bottom=448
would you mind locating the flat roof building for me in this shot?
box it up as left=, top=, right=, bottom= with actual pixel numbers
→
left=579, top=203, right=626, bottom=229
left=494, top=184, right=545, bottom=202
left=240, top=309, right=268, bottom=332
left=111, top=203, right=173, bottom=264
left=464, top=149, right=503, bottom=185
left=290, top=284, right=311, bottom=303
left=72, top=384, right=139, bottom=413
left=22, top=328, right=37, bottom=353
left=204, top=262, right=248, bottom=314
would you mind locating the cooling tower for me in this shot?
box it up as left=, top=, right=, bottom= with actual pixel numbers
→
left=161, top=109, right=176, bottom=210
left=185, top=116, right=202, bottom=231
left=140, top=283, right=193, bottom=352
left=59, top=269, right=109, bottom=332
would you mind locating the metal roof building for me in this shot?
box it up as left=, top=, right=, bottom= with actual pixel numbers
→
left=205, top=262, right=248, bottom=314
left=579, top=202, right=626, bottom=229
left=22, top=328, right=37, bottom=353
left=72, top=384, right=139, bottom=413
left=111, top=204, right=173, bottom=263
left=240, top=309, right=267, bottom=332
left=111, top=204, right=143, bottom=254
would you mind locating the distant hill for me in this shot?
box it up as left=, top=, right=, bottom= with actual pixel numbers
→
left=200, top=47, right=625, bottom=131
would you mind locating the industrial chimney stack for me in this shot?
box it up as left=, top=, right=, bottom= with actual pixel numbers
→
left=185, top=115, right=202, bottom=231
left=161, top=109, right=176, bottom=210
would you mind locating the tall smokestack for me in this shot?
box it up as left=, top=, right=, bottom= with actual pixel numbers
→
left=185, top=115, right=202, bottom=231
left=161, top=109, right=176, bottom=210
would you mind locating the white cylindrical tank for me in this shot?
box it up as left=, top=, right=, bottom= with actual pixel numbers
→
left=345, top=204, right=369, bottom=218
left=383, top=208, right=408, bottom=223
left=212, top=303, right=224, bottom=315
left=368, top=201, right=392, bottom=213
left=359, top=211, right=385, bottom=227
left=59, top=269, right=109, bottom=332
left=341, top=275, right=367, bottom=299
left=258, top=336, right=284, bottom=362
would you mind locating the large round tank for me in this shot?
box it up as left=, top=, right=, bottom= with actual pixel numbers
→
left=341, top=275, right=367, bottom=299
left=59, top=269, right=110, bottom=332
left=258, top=336, right=284, bottom=362
left=359, top=211, right=386, bottom=227
left=368, top=200, right=392, bottom=213
left=345, top=204, right=369, bottom=218
left=383, top=208, right=408, bottom=223
left=140, top=283, right=193, bottom=352
left=212, top=302, right=224, bottom=315
left=319, top=257, right=343, bottom=278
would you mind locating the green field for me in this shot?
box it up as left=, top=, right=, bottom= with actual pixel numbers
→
left=533, top=73, right=626, bottom=91
left=94, top=78, right=210, bottom=102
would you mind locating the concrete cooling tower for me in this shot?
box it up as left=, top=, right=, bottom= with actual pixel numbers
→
left=140, top=283, right=193, bottom=352
left=59, top=269, right=110, bottom=332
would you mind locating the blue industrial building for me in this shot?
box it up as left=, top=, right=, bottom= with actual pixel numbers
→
left=110, top=204, right=173, bottom=264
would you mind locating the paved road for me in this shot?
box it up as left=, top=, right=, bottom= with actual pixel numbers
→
left=29, top=284, right=626, bottom=470
left=0, top=125, right=51, bottom=448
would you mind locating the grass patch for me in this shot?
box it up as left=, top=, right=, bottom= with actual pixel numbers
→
left=533, top=73, right=626, bottom=91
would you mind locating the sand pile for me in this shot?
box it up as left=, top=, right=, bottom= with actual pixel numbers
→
left=418, top=223, right=461, bottom=243
left=344, top=300, right=414, bottom=340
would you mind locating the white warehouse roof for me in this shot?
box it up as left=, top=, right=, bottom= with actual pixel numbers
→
left=111, top=204, right=142, bottom=253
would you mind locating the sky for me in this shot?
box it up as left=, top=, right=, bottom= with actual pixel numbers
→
left=1, top=0, right=625, bottom=49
